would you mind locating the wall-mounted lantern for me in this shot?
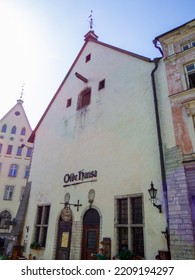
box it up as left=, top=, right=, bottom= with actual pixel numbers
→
left=148, top=181, right=162, bottom=213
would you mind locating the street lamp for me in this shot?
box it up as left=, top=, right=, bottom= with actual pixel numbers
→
left=148, top=181, right=162, bottom=213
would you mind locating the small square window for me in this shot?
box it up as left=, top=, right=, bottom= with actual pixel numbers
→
left=66, top=98, right=72, bottom=108
left=98, top=79, right=105, bottom=90
left=85, top=54, right=91, bottom=63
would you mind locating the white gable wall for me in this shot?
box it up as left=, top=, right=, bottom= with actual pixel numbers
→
left=24, top=41, right=168, bottom=259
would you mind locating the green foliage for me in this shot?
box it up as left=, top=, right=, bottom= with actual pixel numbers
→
left=30, top=241, right=41, bottom=250
left=118, top=248, right=134, bottom=260
left=0, top=255, right=9, bottom=260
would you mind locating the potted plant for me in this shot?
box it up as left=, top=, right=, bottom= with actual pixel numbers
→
left=118, top=248, right=134, bottom=260
left=30, top=241, right=41, bottom=250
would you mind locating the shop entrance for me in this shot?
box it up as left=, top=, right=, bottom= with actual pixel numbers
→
left=81, top=208, right=100, bottom=260
left=56, top=207, right=72, bottom=260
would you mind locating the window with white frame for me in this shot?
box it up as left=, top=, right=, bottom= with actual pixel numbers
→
left=34, top=205, right=50, bottom=247
left=8, top=164, right=18, bottom=177
left=3, top=186, right=14, bottom=200
left=185, top=62, right=195, bottom=89
left=115, top=196, right=144, bottom=257
left=181, top=40, right=195, bottom=51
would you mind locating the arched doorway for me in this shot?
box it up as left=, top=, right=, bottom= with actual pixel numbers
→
left=56, top=206, right=72, bottom=260
left=81, top=208, right=100, bottom=260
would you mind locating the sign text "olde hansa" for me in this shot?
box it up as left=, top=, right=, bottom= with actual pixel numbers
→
left=63, top=169, right=97, bottom=187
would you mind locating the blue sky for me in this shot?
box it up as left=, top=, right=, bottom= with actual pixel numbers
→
left=0, top=0, right=194, bottom=129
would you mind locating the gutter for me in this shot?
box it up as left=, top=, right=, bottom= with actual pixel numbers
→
left=151, top=53, right=171, bottom=259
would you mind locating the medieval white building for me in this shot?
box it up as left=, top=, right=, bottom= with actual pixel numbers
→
left=5, top=19, right=195, bottom=260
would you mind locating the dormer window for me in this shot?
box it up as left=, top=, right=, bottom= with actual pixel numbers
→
left=77, top=88, right=91, bottom=110
left=185, top=62, right=195, bottom=89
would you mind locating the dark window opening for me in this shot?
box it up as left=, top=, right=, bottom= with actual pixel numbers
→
left=26, top=147, right=32, bottom=157
left=0, top=210, right=11, bottom=229
left=77, top=88, right=91, bottom=110
left=116, top=196, right=144, bottom=258
left=98, top=79, right=105, bottom=90
left=85, top=54, right=91, bottom=63
left=188, top=72, right=195, bottom=89
left=1, top=124, right=7, bottom=133
left=186, top=63, right=195, bottom=89
left=131, top=197, right=143, bottom=224
left=21, top=127, right=26, bottom=135
left=16, top=146, right=22, bottom=156
left=11, top=126, right=16, bottom=134
left=66, top=98, right=72, bottom=108
left=6, top=145, right=13, bottom=155
left=117, top=198, right=128, bottom=224
left=34, top=205, right=50, bottom=247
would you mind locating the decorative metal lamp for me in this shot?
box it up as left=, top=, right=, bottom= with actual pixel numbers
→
left=148, top=181, right=162, bottom=213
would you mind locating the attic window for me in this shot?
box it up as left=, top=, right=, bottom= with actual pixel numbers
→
left=98, top=79, right=105, bottom=90
left=77, top=88, right=91, bottom=110
left=85, top=54, right=91, bottom=63
left=15, top=111, right=20, bottom=116
left=66, top=98, right=72, bottom=108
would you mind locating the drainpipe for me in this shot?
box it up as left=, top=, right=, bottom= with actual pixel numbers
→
left=151, top=51, right=171, bottom=259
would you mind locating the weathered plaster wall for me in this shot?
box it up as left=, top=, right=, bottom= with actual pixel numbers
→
left=23, top=41, right=168, bottom=260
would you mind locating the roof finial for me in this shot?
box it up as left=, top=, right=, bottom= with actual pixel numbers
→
left=20, top=83, right=25, bottom=100
left=88, top=10, right=94, bottom=30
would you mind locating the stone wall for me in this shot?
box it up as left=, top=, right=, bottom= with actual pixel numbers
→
left=70, top=221, right=82, bottom=260
left=165, top=146, right=195, bottom=259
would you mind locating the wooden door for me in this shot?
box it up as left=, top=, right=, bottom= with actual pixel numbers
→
left=56, top=207, right=72, bottom=260
left=81, top=209, right=100, bottom=260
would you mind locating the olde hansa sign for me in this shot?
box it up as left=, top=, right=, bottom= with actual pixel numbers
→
left=63, top=169, right=97, bottom=187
